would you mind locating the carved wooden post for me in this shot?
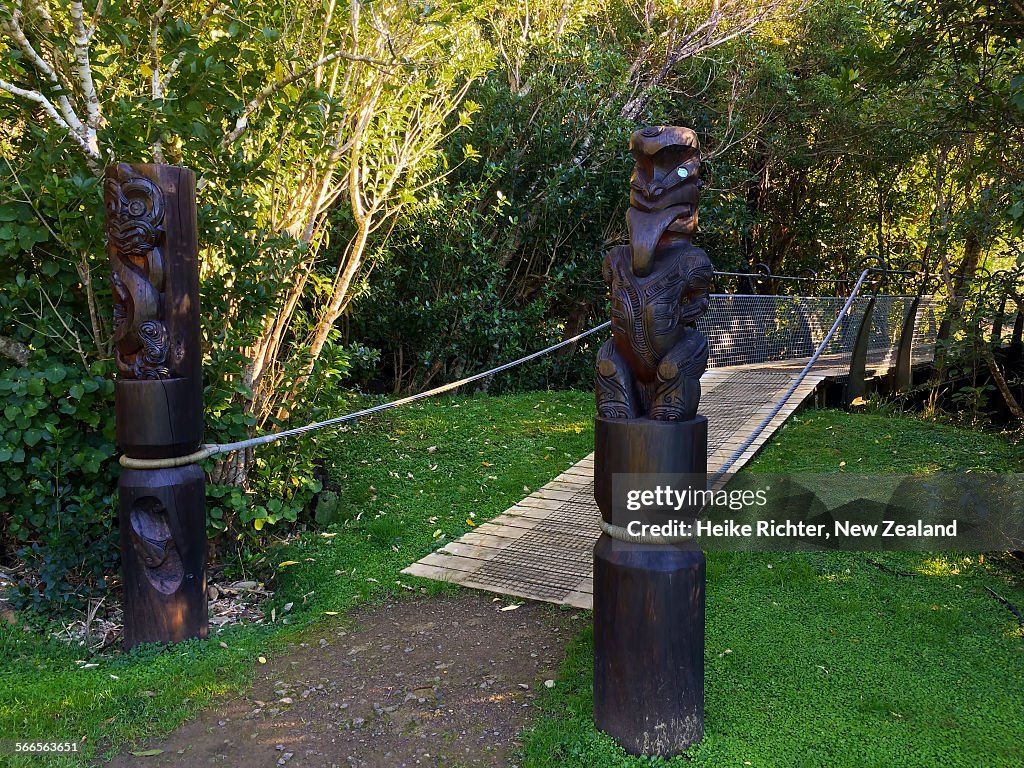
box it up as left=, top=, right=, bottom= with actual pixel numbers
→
left=105, top=164, right=207, bottom=649
left=593, top=127, right=710, bottom=756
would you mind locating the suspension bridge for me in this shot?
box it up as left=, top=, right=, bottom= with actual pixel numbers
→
left=403, top=272, right=944, bottom=608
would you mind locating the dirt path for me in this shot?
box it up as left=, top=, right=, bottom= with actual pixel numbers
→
left=104, top=593, right=583, bottom=768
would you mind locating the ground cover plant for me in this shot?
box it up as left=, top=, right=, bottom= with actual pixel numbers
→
left=3, top=400, right=1021, bottom=766
left=520, top=409, right=1024, bottom=767
left=0, top=391, right=594, bottom=767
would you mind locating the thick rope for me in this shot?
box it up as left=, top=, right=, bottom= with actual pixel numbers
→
left=599, top=519, right=694, bottom=544
left=119, top=321, right=612, bottom=470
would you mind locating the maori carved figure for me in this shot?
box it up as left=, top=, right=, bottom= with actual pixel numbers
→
left=105, top=167, right=170, bottom=379
left=108, top=165, right=206, bottom=649
left=596, top=126, right=714, bottom=421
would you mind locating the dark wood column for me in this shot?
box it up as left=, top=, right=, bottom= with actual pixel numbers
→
left=105, top=164, right=207, bottom=648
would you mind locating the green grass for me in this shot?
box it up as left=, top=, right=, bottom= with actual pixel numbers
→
left=750, top=409, right=1022, bottom=474
left=520, top=408, right=1024, bottom=768
left=5, top=400, right=1023, bottom=767
left=0, top=390, right=595, bottom=767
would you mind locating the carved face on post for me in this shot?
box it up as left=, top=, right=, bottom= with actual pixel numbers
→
left=626, top=126, right=701, bottom=278
left=105, top=167, right=170, bottom=379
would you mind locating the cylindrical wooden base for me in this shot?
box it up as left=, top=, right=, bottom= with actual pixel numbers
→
left=118, top=465, right=208, bottom=649
left=593, top=414, right=707, bottom=756
left=593, top=535, right=705, bottom=755
left=594, top=415, right=707, bottom=523
left=116, top=379, right=203, bottom=459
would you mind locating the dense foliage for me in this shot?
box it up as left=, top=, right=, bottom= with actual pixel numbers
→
left=1, top=0, right=1021, bottom=610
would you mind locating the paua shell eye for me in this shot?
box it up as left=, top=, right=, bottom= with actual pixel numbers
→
left=677, top=167, right=689, bottom=178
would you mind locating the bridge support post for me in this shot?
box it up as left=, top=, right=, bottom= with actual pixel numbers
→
left=991, top=294, right=1008, bottom=346
left=593, top=417, right=706, bottom=755
left=846, top=295, right=877, bottom=406
left=105, top=164, right=207, bottom=649
left=887, top=295, right=920, bottom=395
left=1012, top=310, right=1024, bottom=363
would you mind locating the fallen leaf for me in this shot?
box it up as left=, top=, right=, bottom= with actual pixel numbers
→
left=544, top=679, right=555, bottom=688
left=278, top=561, right=299, bottom=569
left=466, top=518, right=476, bottom=527
left=258, top=656, right=267, bottom=664
left=130, top=750, right=164, bottom=757
left=481, top=461, right=492, bottom=467
left=323, top=611, right=339, bottom=616
left=427, top=446, right=438, bottom=454
left=499, top=604, right=521, bottom=612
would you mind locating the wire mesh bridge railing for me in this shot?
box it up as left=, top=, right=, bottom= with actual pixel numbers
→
left=700, top=293, right=940, bottom=372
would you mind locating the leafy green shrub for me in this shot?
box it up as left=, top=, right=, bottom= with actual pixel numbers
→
left=0, top=306, right=119, bottom=609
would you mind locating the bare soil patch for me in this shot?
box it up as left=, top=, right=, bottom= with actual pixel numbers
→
left=104, top=592, right=583, bottom=768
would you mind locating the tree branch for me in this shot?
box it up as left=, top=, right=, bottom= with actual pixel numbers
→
left=982, top=346, right=1024, bottom=423
left=159, top=0, right=223, bottom=93
left=0, top=9, right=84, bottom=135
left=149, top=0, right=173, bottom=101
left=68, top=0, right=102, bottom=147
left=0, top=78, right=101, bottom=172
left=222, top=47, right=395, bottom=148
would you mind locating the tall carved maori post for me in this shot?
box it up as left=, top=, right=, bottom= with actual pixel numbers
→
left=593, top=127, right=712, bottom=755
left=106, top=164, right=207, bottom=649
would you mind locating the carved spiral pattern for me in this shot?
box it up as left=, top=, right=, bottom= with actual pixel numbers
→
left=106, top=167, right=170, bottom=380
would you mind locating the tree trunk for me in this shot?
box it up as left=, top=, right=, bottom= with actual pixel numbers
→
left=982, top=347, right=1024, bottom=424
left=743, top=142, right=769, bottom=267
left=0, top=336, right=29, bottom=366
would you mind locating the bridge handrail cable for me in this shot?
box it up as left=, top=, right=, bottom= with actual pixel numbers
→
left=708, top=267, right=915, bottom=485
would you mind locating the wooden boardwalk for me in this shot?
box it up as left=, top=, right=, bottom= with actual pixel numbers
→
left=402, top=348, right=933, bottom=609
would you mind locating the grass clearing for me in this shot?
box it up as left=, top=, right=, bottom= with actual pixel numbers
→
left=520, top=408, right=1024, bottom=767
left=4, top=399, right=1022, bottom=767
left=0, top=390, right=595, bottom=766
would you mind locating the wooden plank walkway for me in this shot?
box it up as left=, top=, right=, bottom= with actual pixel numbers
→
left=402, top=347, right=934, bottom=609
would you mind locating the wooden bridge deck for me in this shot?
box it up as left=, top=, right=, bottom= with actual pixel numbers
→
left=402, top=347, right=933, bottom=608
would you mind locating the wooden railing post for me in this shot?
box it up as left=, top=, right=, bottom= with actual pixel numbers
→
left=105, top=164, right=207, bottom=649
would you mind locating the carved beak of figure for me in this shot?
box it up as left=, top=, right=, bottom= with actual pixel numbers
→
left=626, top=126, right=701, bottom=277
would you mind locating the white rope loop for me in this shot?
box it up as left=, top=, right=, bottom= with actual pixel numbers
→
left=600, top=519, right=694, bottom=545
